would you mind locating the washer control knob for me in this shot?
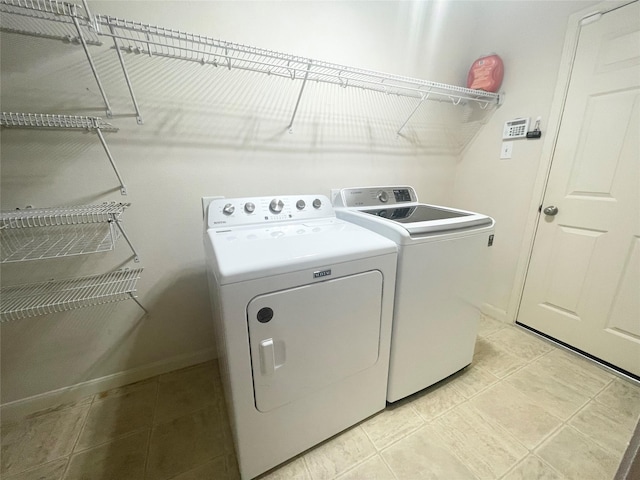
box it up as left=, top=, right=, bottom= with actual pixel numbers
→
left=244, top=202, right=255, bottom=214
left=312, top=198, right=322, bottom=209
left=222, top=203, right=235, bottom=215
left=376, top=190, right=389, bottom=203
left=269, top=198, right=285, bottom=214
left=296, top=199, right=306, bottom=210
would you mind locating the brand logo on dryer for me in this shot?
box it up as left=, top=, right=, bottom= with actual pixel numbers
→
left=313, top=269, right=332, bottom=278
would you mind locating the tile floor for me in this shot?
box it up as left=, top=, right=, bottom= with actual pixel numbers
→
left=2, top=317, right=639, bottom=480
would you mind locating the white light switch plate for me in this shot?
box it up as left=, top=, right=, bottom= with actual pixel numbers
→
left=500, top=142, right=513, bottom=159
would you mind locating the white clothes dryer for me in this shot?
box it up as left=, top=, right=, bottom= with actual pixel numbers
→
left=333, top=186, right=495, bottom=403
left=203, top=194, right=397, bottom=479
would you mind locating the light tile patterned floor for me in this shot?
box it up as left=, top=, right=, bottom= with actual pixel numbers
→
left=2, top=317, right=639, bottom=479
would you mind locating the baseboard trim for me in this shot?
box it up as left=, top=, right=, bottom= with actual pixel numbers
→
left=480, top=303, right=510, bottom=324
left=1, top=348, right=216, bottom=423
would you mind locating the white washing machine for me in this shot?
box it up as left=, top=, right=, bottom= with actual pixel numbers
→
left=333, top=186, right=495, bottom=403
left=203, top=194, right=397, bottom=479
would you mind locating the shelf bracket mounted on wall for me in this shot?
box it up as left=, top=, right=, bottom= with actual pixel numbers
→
left=397, top=91, right=431, bottom=135
left=287, top=62, right=312, bottom=133
left=91, top=122, right=128, bottom=195
left=110, top=217, right=140, bottom=263
left=0, top=112, right=128, bottom=195
left=104, top=21, right=144, bottom=125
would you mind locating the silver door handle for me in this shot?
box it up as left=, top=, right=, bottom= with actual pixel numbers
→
left=543, top=206, right=559, bottom=216
left=259, top=339, right=275, bottom=376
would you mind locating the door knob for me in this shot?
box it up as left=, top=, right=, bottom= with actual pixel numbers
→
left=543, top=206, right=559, bottom=216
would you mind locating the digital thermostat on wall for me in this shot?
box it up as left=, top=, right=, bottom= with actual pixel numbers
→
left=503, top=118, right=530, bottom=139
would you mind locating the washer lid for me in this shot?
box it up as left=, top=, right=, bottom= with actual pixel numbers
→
left=206, top=218, right=397, bottom=284
left=360, top=204, right=493, bottom=235
left=333, top=185, right=493, bottom=235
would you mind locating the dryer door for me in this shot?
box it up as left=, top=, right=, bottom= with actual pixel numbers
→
left=247, top=270, right=383, bottom=413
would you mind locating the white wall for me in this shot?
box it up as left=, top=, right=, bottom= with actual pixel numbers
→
left=0, top=0, right=600, bottom=408
left=0, top=1, right=477, bottom=406
left=451, top=0, right=599, bottom=322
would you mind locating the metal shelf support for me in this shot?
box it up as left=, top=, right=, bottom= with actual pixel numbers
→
left=93, top=127, right=128, bottom=195
left=111, top=218, right=140, bottom=263
left=71, top=12, right=112, bottom=118
left=107, top=21, right=144, bottom=125
left=287, top=62, right=312, bottom=133
left=397, top=92, right=430, bottom=135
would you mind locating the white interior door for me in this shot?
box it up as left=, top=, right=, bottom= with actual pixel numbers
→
left=518, top=1, right=640, bottom=376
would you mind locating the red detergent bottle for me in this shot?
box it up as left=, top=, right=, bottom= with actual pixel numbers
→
left=467, top=54, right=504, bottom=92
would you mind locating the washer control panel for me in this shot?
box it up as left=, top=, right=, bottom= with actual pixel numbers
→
left=207, top=195, right=333, bottom=228
left=335, top=186, right=418, bottom=208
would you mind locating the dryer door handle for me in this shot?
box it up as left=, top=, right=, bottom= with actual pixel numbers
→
left=259, top=338, right=276, bottom=376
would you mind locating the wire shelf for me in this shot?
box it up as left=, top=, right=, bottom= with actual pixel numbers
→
left=0, top=0, right=100, bottom=45
left=0, top=268, right=146, bottom=322
left=93, top=15, right=500, bottom=132
left=1, top=112, right=128, bottom=194
left=2, top=2, right=500, bottom=133
left=0, top=203, right=140, bottom=263
left=1, top=0, right=85, bottom=22
left=0, top=203, right=127, bottom=228
left=95, top=15, right=500, bottom=106
left=0, top=112, right=117, bottom=131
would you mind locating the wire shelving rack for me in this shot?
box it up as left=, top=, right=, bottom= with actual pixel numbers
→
left=93, top=15, right=501, bottom=133
left=94, top=15, right=501, bottom=133
left=0, top=112, right=129, bottom=195
left=1, top=1, right=501, bottom=134
left=1, top=203, right=140, bottom=263
left=0, top=268, right=146, bottom=322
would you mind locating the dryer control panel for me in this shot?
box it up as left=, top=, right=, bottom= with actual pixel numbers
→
left=335, top=186, right=418, bottom=208
left=206, top=195, right=334, bottom=228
